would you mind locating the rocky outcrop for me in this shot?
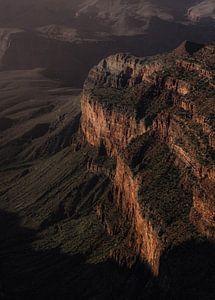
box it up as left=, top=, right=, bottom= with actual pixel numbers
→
left=81, top=94, right=146, bottom=156
left=178, top=98, right=215, bottom=149
left=153, top=104, right=215, bottom=239
left=114, top=156, right=162, bottom=274
left=153, top=112, right=215, bottom=181
left=190, top=181, right=215, bottom=239
left=84, top=53, right=162, bottom=90
left=158, top=76, right=190, bottom=95
left=176, top=59, right=213, bottom=80
left=80, top=41, right=215, bottom=277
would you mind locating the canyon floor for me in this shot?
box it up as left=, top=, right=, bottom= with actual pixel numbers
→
left=0, top=41, right=215, bottom=300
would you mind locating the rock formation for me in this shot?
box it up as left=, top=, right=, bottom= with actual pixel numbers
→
left=80, top=41, right=215, bottom=295
left=0, top=41, right=214, bottom=299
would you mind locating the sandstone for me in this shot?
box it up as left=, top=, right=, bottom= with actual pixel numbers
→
left=81, top=41, right=215, bottom=280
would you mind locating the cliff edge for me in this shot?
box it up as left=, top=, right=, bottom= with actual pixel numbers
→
left=80, top=41, right=215, bottom=297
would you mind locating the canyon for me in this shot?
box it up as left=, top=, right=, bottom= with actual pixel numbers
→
left=0, top=41, right=214, bottom=299
left=81, top=40, right=215, bottom=296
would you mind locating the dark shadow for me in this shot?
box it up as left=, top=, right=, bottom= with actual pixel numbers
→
left=0, top=117, right=14, bottom=132
left=0, top=209, right=214, bottom=299
left=183, top=40, right=204, bottom=55
left=98, top=141, right=107, bottom=157
left=157, top=239, right=215, bottom=300
left=0, top=210, right=152, bottom=300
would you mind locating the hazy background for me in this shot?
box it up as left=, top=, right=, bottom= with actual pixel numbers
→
left=0, top=0, right=214, bottom=87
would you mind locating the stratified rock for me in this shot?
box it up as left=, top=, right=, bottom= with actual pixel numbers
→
left=81, top=41, right=215, bottom=286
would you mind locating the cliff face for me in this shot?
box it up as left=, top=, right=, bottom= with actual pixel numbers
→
left=84, top=53, right=162, bottom=89
left=80, top=41, right=215, bottom=292
left=114, top=156, right=162, bottom=274
left=81, top=94, right=146, bottom=156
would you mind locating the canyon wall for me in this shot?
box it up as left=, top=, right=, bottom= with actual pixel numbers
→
left=80, top=42, right=215, bottom=276
left=176, top=59, right=213, bottom=80
left=84, top=53, right=162, bottom=90
left=153, top=95, right=215, bottom=240
left=81, top=92, right=162, bottom=274
left=81, top=94, right=147, bottom=156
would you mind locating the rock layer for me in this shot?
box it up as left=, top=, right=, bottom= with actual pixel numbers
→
left=81, top=41, right=215, bottom=278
